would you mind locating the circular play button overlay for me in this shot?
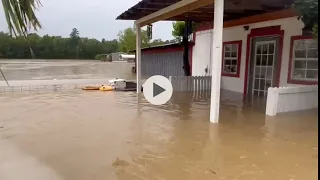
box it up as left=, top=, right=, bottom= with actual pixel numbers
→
left=143, top=75, right=173, bottom=105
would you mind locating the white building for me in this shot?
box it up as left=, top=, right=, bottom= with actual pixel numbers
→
left=192, top=9, right=318, bottom=96
left=116, top=0, right=318, bottom=123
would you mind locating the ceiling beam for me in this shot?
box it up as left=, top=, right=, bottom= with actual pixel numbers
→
left=135, top=0, right=215, bottom=26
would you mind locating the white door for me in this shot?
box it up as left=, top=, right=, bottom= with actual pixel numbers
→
left=252, top=40, right=276, bottom=97
left=249, top=38, right=278, bottom=97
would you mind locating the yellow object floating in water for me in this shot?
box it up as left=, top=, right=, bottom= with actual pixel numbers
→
left=99, top=85, right=113, bottom=91
left=82, top=86, right=102, bottom=90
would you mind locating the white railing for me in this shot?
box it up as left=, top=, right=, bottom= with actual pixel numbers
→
left=266, top=85, right=318, bottom=116
left=169, top=76, right=212, bottom=92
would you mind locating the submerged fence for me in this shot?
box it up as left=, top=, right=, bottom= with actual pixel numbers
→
left=169, top=76, right=212, bottom=92
left=266, top=85, right=318, bottom=116
left=0, top=78, right=115, bottom=93
left=0, top=83, right=104, bottom=93
left=169, top=76, right=212, bottom=101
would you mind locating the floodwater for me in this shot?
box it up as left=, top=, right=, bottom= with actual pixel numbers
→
left=0, top=60, right=318, bottom=180
left=0, top=59, right=135, bottom=81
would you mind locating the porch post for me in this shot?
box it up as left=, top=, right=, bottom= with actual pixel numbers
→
left=135, top=23, right=142, bottom=93
left=210, top=0, right=224, bottom=123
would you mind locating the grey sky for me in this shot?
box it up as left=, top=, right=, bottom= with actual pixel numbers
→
left=0, top=0, right=174, bottom=41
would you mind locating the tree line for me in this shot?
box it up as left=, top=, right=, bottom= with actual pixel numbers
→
left=0, top=28, right=119, bottom=59
left=0, top=26, right=180, bottom=60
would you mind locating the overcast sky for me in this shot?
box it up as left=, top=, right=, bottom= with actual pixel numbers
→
left=0, top=0, right=174, bottom=41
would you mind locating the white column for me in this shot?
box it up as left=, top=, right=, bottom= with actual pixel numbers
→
left=135, top=23, right=142, bottom=93
left=210, top=0, right=224, bottom=123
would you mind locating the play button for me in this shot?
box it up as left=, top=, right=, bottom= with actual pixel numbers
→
left=143, top=75, right=173, bottom=105
left=153, top=83, right=165, bottom=97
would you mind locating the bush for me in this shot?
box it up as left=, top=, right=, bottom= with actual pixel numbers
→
left=95, top=54, right=102, bottom=60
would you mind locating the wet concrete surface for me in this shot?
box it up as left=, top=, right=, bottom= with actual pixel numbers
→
left=0, top=90, right=318, bottom=180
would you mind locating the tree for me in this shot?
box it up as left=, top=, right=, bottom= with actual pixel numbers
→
left=117, top=27, right=150, bottom=52
left=293, top=0, right=318, bottom=38
left=172, top=21, right=185, bottom=42
left=172, top=21, right=196, bottom=42
left=69, top=28, right=80, bottom=58
left=1, top=1, right=125, bottom=60
left=149, top=39, right=165, bottom=46
left=1, top=0, right=42, bottom=37
left=70, top=28, right=79, bottom=39
left=0, top=31, right=121, bottom=59
left=165, top=39, right=179, bottom=44
left=172, top=21, right=194, bottom=76
left=118, top=27, right=136, bottom=52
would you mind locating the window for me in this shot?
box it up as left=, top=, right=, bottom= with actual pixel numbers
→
left=222, top=41, right=242, bottom=77
left=288, top=36, right=318, bottom=84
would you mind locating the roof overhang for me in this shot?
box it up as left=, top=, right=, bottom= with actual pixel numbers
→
left=116, top=0, right=295, bottom=27
left=135, top=0, right=214, bottom=26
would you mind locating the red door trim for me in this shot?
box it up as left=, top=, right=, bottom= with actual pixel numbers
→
left=243, top=25, right=284, bottom=97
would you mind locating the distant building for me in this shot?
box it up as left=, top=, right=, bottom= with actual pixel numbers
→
left=119, top=54, right=135, bottom=62
left=129, top=42, right=193, bottom=78
left=109, top=52, right=127, bottom=62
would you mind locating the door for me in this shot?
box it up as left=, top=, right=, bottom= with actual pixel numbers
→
left=248, top=36, right=280, bottom=98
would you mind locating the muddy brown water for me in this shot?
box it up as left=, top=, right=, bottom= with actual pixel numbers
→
left=0, top=60, right=318, bottom=180
left=0, top=90, right=318, bottom=180
left=0, top=60, right=135, bottom=80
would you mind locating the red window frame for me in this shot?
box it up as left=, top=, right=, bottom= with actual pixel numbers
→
left=287, top=35, right=318, bottom=85
left=222, top=40, right=242, bottom=77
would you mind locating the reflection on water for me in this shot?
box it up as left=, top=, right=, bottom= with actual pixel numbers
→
left=0, top=60, right=135, bottom=80
left=0, top=90, right=318, bottom=180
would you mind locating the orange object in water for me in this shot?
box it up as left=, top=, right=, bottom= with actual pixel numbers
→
left=99, top=85, right=113, bottom=91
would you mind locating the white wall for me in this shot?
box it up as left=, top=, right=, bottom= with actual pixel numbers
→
left=192, top=31, right=212, bottom=76
left=192, top=17, right=305, bottom=93
left=266, top=85, right=318, bottom=116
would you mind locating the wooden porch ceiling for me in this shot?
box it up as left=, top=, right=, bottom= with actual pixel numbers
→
left=116, top=0, right=295, bottom=22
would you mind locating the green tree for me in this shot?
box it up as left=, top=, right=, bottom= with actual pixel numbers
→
left=172, top=21, right=185, bottom=42
left=165, top=39, right=179, bottom=44
left=69, top=28, right=80, bottom=58
left=149, top=39, right=166, bottom=46
left=0, top=31, right=121, bottom=59
left=172, top=21, right=196, bottom=42
left=117, top=27, right=150, bottom=52
left=1, top=0, right=42, bottom=37
left=118, top=27, right=136, bottom=52
left=293, top=0, right=318, bottom=38
left=70, top=28, right=79, bottom=39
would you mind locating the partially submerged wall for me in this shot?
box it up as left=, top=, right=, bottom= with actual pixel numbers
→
left=266, top=85, right=318, bottom=116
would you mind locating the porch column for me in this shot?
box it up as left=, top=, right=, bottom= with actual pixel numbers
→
left=210, top=0, right=224, bottom=123
left=135, top=23, right=142, bottom=93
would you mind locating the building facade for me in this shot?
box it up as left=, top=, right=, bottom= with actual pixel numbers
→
left=192, top=13, right=318, bottom=97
